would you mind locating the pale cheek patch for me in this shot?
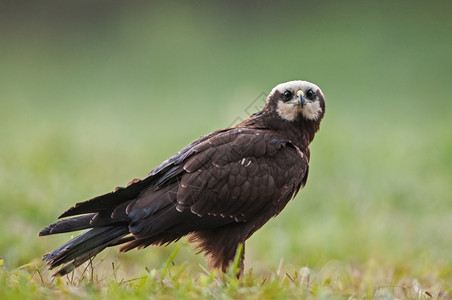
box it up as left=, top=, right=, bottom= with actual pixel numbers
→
left=301, top=101, right=322, bottom=121
left=276, top=101, right=301, bottom=122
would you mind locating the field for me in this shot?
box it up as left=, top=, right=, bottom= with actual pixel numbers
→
left=1, top=1, right=451, bottom=298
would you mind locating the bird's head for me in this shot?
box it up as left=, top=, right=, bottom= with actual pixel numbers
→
left=265, top=80, right=325, bottom=123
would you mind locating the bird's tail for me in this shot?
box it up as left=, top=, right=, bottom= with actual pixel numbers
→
left=39, top=218, right=130, bottom=276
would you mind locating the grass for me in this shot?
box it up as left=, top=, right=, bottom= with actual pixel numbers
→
left=1, top=252, right=449, bottom=299
left=1, top=0, right=452, bottom=298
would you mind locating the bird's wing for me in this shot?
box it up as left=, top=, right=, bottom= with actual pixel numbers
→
left=56, top=127, right=308, bottom=244
left=178, top=128, right=308, bottom=221
left=125, top=128, right=308, bottom=239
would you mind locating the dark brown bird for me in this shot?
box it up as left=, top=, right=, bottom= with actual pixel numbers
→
left=39, top=80, right=326, bottom=276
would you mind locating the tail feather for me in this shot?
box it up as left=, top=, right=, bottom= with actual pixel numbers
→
left=43, top=226, right=129, bottom=276
left=59, top=177, right=153, bottom=218
left=38, top=214, right=96, bottom=236
left=52, top=249, right=103, bottom=277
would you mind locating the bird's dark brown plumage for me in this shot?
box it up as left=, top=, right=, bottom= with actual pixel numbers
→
left=39, top=80, right=326, bottom=276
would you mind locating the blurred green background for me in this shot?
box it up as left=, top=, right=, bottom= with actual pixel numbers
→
left=0, top=0, right=451, bottom=279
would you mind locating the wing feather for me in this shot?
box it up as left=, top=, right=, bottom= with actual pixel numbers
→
left=171, top=129, right=307, bottom=223
left=87, top=128, right=308, bottom=251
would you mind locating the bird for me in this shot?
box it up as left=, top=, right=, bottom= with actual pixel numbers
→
left=38, top=80, right=326, bottom=276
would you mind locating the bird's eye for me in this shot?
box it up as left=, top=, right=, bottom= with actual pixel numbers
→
left=306, top=89, right=315, bottom=100
left=283, top=90, right=293, bottom=101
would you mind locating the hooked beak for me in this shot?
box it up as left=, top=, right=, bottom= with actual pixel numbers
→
left=296, top=90, right=305, bottom=108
